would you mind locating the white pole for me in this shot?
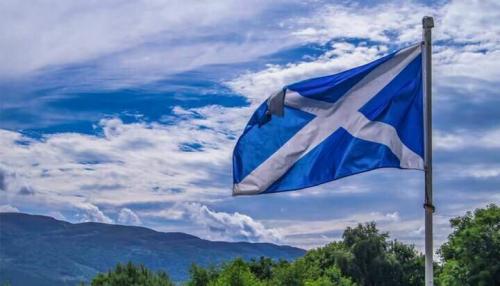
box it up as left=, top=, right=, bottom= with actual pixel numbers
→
left=422, top=16, right=434, bottom=286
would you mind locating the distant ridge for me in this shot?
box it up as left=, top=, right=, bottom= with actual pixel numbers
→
left=0, top=212, right=305, bottom=286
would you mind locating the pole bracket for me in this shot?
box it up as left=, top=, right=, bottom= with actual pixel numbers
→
left=423, top=203, right=435, bottom=213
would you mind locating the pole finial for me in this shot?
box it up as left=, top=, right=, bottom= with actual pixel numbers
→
left=423, top=16, right=434, bottom=29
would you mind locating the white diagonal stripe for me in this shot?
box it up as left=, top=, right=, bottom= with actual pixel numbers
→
left=343, top=112, right=424, bottom=169
left=234, top=44, right=423, bottom=195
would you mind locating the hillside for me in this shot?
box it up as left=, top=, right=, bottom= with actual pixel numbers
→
left=0, top=212, right=304, bottom=285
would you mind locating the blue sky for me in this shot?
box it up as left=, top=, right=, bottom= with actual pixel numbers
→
left=0, top=0, right=499, bottom=251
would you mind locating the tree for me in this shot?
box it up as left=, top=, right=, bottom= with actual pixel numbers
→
left=208, top=258, right=263, bottom=286
left=302, top=222, right=424, bottom=286
left=438, top=204, right=500, bottom=286
left=388, top=241, right=424, bottom=286
left=247, top=257, right=274, bottom=281
left=83, top=206, right=500, bottom=286
left=264, top=241, right=356, bottom=286
left=90, top=262, right=174, bottom=286
left=269, top=260, right=307, bottom=286
left=187, top=264, right=219, bottom=286
left=339, top=222, right=402, bottom=286
left=330, top=266, right=356, bottom=286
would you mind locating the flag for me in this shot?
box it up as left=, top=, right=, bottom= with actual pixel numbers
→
left=233, top=44, right=424, bottom=196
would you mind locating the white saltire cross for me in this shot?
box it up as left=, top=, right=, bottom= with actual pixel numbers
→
left=234, top=44, right=424, bottom=195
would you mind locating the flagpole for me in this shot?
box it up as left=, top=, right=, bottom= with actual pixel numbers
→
left=422, top=16, right=434, bottom=286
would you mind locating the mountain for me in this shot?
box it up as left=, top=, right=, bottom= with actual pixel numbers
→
left=0, top=212, right=304, bottom=285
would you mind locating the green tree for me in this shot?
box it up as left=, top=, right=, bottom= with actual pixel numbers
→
left=301, top=241, right=352, bottom=278
left=341, top=222, right=399, bottom=286
left=247, top=257, right=274, bottom=281
left=208, top=258, right=263, bottom=286
left=388, top=241, right=424, bottom=286
left=269, top=260, right=307, bottom=286
left=90, top=262, right=174, bottom=286
left=183, top=221, right=427, bottom=285
left=269, top=249, right=356, bottom=286
left=187, top=264, right=219, bottom=286
left=322, top=266, right=357, bottom=286
left=438, top=204, right=500, bottom=286
left=300, top=222, right=424, bottom=286
left=304, top=276, right=335, bottom=286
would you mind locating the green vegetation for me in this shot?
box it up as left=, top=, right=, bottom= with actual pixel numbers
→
left=438, top=204, right=499, bottom=285
left=181, top=222, right=424, bottom=286
left=86, top=204, right=499, bottom=286
left=89, top=262, right=174, bottom=286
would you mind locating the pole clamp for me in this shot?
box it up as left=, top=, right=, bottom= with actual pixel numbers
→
left=423, top=203, right=435, bottom=213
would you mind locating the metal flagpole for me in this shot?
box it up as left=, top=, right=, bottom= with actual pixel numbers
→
left=422, top=16, right=434, bottom=286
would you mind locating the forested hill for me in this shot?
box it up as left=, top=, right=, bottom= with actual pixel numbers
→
left=0, top=212, right=305, bottom=286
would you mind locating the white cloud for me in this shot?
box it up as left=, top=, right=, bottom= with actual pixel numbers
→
left=1, top=0, right=499, bottom=251
left=0, top=204, right=19, bottom=213
left=291, top=2, right=434, bottom=44
left=467, top=168, right=500, bottom=179
left=0, top=0, right=298, bottom=84
left=145, top=202, right=282, bottom=243
left=268, top=211, right=451, bottom=251
left=437, top=164, right=500, bottom=180
left=438, top=0, right=500, bottom=46
left=48, top=211, right=67, bottom=221
left=385, top=211, right=400, bottom=221
left=435, top=128, right=500, bottom=151
left=285, top=182, right=373, bottom=198
left=227, top=0, right=500, bottom=106
left=77, top=203, right=113, bottom=224
left=435, top=48, right=500, bottom=84
left=272, top=212, right=400, bottom=238
left=7, top=0, right=498, bottom=90
left=186, top=203, right=282, bottom=243
left=291, top=0, right=499, bottom=50
left=117, top=208, right=142, bottom=225
left=0, top=104, right=247, bottom=211
left=227, top=43, right=387, bottom=103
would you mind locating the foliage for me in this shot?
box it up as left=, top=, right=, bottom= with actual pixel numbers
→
left=85, top=204, right=499, bottom=286
left=389, top=240, right=425, bottom=285
left=207, top=258, right=263, bottom=286
left=90, top=262, right=174, bottom=286
left=302, top=222, right=424, bottom=286
left=247, top=257, right=274, bottom=281
left=187, top=264, right=219, bottom=286
left=438, top=204, right=500, bottom=286
left=184, top=221, right=422, bottom=286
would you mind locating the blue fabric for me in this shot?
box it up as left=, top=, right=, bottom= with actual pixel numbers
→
left=359, top=55, right=424, bottom=157
left=233, top=105, right=315, bottom=183
left=286, top=51, right=395, bottom=103
left=233, top=45, right=423, bottom=194
left=264, top=128, right=400, bottom=194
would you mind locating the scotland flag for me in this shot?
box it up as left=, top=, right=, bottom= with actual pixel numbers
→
left=233, top=44, right=424, bottom=196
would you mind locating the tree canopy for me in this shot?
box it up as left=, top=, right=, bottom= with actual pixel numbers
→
left=85, top=204, right=499, bottom=286
left=89, top=262, right=174, bottom=286
left=438, top=203, right=499, bottom=285
left=183, top=221, right=423, bottom=286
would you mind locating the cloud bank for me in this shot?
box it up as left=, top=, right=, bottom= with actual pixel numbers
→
left=0, top=0, right=499, bottom=250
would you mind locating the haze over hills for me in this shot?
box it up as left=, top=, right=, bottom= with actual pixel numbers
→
left=0, top=212, right=305, bottom=286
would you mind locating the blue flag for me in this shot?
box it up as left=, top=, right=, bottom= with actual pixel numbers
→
left=233, top=44, right=424, bottom=196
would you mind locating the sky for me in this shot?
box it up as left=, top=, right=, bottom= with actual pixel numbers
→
left=0, top=0, right=499, bottom=251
